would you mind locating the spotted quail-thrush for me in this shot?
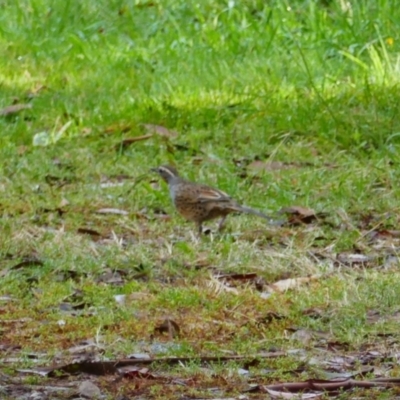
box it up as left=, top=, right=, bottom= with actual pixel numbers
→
left=152, top=165, right=272, bottom=234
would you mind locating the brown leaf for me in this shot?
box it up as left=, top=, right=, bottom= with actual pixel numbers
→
left=135, top=1, right=156, bottom=8
left=118, top=134, right=153, bottom=149
left=215, top=272, right=265, bottom=290
left=54, top=270, right=87, bottom=282
left=184, top=257, right=211, bottom=270
left=302, top=307, right=325, bottom=319
left=336, top=252, right=375, bottom=266
left=97, top=269, right=125, bottom=285
left=117, top=366, right=161, bottom=380
left=216, top=272, right=258, bottom=281
left=256, top=312, right=288, bottom=326
left=77, top=228, right=103, bottom=239
left=96, top=208, right=129, bottom=216
left=0, top=103, right=32, bottom=116
left=280, top=206, right=316, bottom=217
left=59, top=302, right=88, bottom=311
left=10, top=257, right=44, bottom=270
left=279, top=206, right=327, bottom=225
left=248, top=160, right=294, bottom=171
left=265, top=377, right=400, bottom=394
left=44, top=174, right=71, bottom=188
left=326, top=340, right=350, bottom=352
left=154, top=319, right=180, bottom=339
left=368, top=229, right=400, bottom=241
left=208, top=275, right=240, bottom=295
left=36, top=205, right=68, bottom=217
left=140, top=123, right=178, bottom=138
left=266, top=275, right=322, bottom=293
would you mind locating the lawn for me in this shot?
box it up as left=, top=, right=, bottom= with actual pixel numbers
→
left=1, top=0, right=400, bottom=398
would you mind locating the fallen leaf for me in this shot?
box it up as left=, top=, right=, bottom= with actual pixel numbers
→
left=154, top=319, right=181, bottom=339
left=54, top=270, right=87, bottom=282
left=127, top=292, right=155, bottom=301
left=279, top=206, right=326, bottom=225
left=248, top=160, right=294, bottom=171
left=59, top=302, right=88, bottom=311
left=134, top=2, right=156, bottom=8
left=302, top=307, right=325, bottom=319
left=326, top=340, right=350, bottom=352
left=140, top=123, right=178, bottom=138
left=266, top=388, right=323, bottom=399
left=336, top=253, right=375, bottom=266
left=77, top=228, right=103, bottom=239
left=118, top=134, right=153, bottom=149
left=67, top=340, right=101, bottom=355
left=368, top=229, right=400, bottom=240
left=184, top=257, right=211, bottom=269
left=44, top=174, right=72, bottom=188
left=256, top=312, right=288, bottom=326
left=265, top=275, right=322, bottom=293
left=96, top=208, right=129, bottom=215
left=171, top=143, right=201, bottom=155
left=215, top=272, right=265, bottom=290
left=96, top=270, right=125, bottom=285
left=117, top=366, right=161, bottom=380
left=264, top=377, right=400, bottom=394
left=208, top=275, right=240, bottom=295
left=36, top=205, right=68, bottom=217
left=216, top=272, right=258, bottom=281
left=0, top=103, right=32, bottom=116
left=10, top=257, right=44, bottom=270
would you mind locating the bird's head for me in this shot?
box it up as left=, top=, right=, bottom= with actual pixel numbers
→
left=151, top=165, right=180, bottom=183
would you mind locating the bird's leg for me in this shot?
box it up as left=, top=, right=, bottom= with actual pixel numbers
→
left=197, top=222, right=203, bottom=236
left=217, top=216, right=227, bottom=232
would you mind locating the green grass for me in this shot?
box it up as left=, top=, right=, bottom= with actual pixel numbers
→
left=1, top=0, right=400, bottom=398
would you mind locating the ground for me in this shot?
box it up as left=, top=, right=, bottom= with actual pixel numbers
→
left=1, top=1, right=400, bottom=399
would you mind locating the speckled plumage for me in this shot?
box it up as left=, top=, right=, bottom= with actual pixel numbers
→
left=152, top=165, right=271, bottom=235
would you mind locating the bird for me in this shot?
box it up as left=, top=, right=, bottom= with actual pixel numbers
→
left=151, top=165, right=272, bottom=235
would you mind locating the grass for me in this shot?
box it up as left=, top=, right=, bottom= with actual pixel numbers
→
left=1, top=0, right=400, bottom=398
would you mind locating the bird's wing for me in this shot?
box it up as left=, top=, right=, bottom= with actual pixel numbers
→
left=195, top=184, right=232, bottom=203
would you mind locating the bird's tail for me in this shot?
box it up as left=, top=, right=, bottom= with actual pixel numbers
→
left=237, top=205, right=274, bottom=221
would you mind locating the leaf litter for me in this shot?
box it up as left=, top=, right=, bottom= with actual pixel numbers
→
left=3, top=165, right=400, bottom=398
left=116, top=123, right=178, bottom=149
left=0, top=103, right=32, bottom=116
